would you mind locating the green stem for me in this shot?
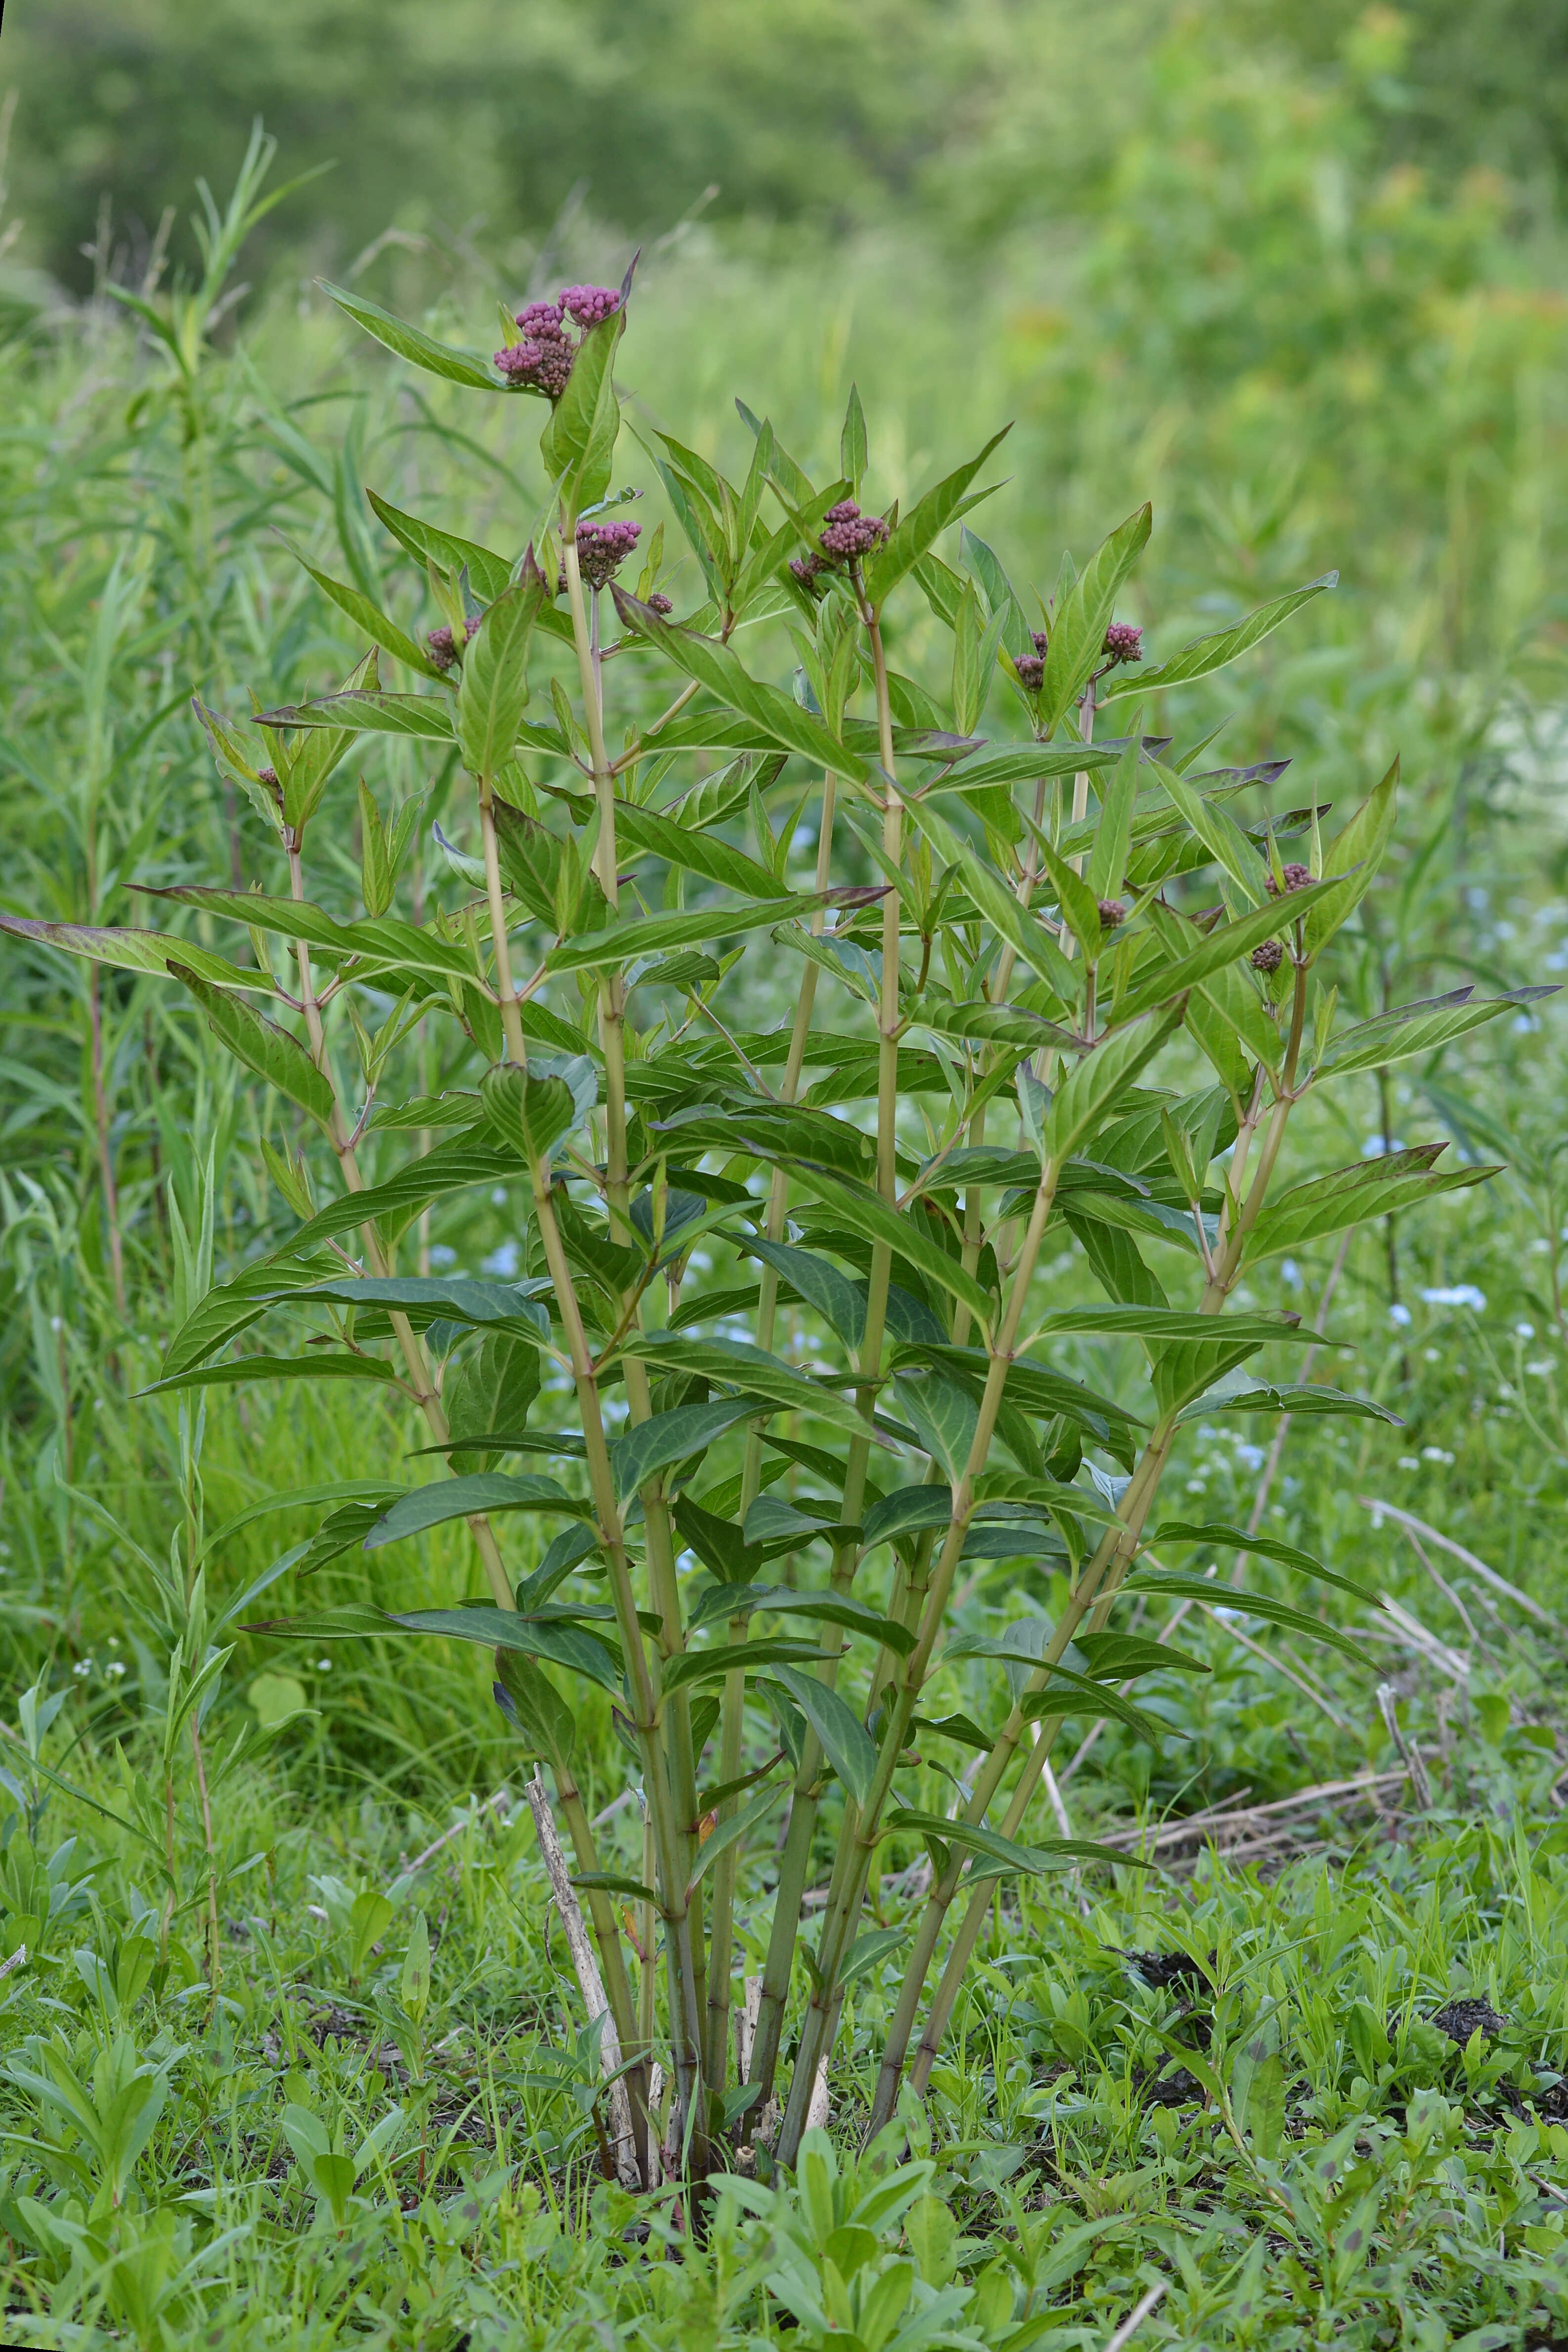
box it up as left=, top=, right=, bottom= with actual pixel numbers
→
left=287, top=842, right=514, bottom=1612
left=775, top=1142, right=1063, bottom=2165
left=706, top=774, right=839, bottom=2095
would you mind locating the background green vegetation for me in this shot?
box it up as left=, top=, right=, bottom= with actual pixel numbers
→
left=3, top=1, right=1568, bottom=2341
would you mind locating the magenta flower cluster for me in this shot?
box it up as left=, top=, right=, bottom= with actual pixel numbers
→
left=1015, top=628, right=1051, bottom=692
left=493, top=284, right=622, bottom=400
left=426, top=616, right=481, bottom=670
left=1102, top=621, right=1143, bottom=666
left=559, top=284, right=622, bottom=327
left=1264, top=861, right=1313, bottom=897
left=789, top=497, right=891, bottom=591
left=819, top=499, right=890, bottom=563
left=571, top=518, right=641, bottom=591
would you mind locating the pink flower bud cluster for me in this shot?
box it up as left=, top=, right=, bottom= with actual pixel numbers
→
left=1102, top=621, right=1143, bottom=666
left=493, top=284, right=623, bottom=400
left=426, top=616, right=481, bottom=670
left=1264, top=862, right=1313, bottom=897
left=817, top=498, right=891, bottom=565
left=559, top=284, right=623, bottom=326
left=1014, top=629, right=1050, bottom=692
left=574, top=518, right=641, bottom=590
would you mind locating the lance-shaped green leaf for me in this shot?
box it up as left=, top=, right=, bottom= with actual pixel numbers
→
left=549, top=894, right=814, bottom=974
left=745, top=1235, right=866, bottom=1347
left=541, top=279, right=630, bottom=521
left=365, top=487, right=515, bottom=601
left=861, top=426, right=1011, bottom=608
left=321, top=280, right=500, bottom=389
left=1100, top=573, right=1338, bottom=701
left=771, top=1666, right=879, bottom=1806
left=252, top=690, right=457, bottom=744
left=248, top=1601, right=622, bottom=1691
left=1244, top=1145, right=1498, bottom=1264
left=786, top=1166, right=993, bottom=1329
left=621, top=1333, right=878, bottom=1444
left=614, top=799, right=783, bottom=899
left=1073, top=1630, right=1210, bottom=1679
left=1120, top=1571, right=1373, bottom=1663
left=161, top=1259, right=338, bottom=1379
left=1316, top=985, right=1552, bottom=1078
left=1302, top=757, right=1398, bottom=956
left=148, top=885, right=483, bottom=996
left=862, top=1485, right=955, bottom=1548
left=687, top=1782, right=783, bottom=1892
left=1019, top=1677, right=1167, bottom=1743
left=479, top=1060, right=579, bottom=1162
left=1176, top=1379, right=1402, bottom=1423
left=1032, top=1303, right=1322, bottom=1347
left=273, top=1274, right=551, bottom=1342
left=1039, top=505, right=1152, bottom=732
left=268, top=1133, right=515, bottom=1263
left=458, top=560, right=545, bottom=777
left=884, top=1809, right=1148, bottom=1877
left=1119, top=878, right=1363, bottom=1006
left=290, top=550, right=445, bottom=677
left=662, top=1637, right=825, bottom=1692
left=610, top=1396, right=773, bottom=1501
left=910, top=998, right=1082, bottom=1056
left=614, top=593, right=864, bottom=780
left=1085, top=732, right=1142, bottom=900
left=1145, top=759, right=1269, bottom=902
left=363, top=1473, right=594, bottom=1550
left=0, top=914, right=265, bottom=995
left=137, top=1353, right=403, bottom=1398
left=906, top=797, right=1079, bottom=1002
left=928, top=741, right=1120, bottom=793
left=1040, top=1004, right=1186, bottom=1164
left=691, top=1583, right=915, bottom=1654
left=168, top=966, right=336, bottom=1129
left=894, top=1365, right=978, bottom=1481
left=1150, top=1521, right=1378, bottom=1603
left=493, top=1650, right=577, bottom=1769
left=1033, top=833, right=1106, bottom=963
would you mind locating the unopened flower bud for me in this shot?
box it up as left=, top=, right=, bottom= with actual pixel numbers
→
left=257, top=766, right=278, bottom=788
left=818, top=498, right=890, bottom=566
left=516, top=300, right=564, bottom=336
left=559, top=283, right=623, bottom=327
left=1031, top=629, right=1049, bottom=655
left=575, top=517, right=641, bottom=590
left=1015, top=653, right=1045, bottom=691
left=1251, top=937, right=1285, bottom=973
left=1102, top=621, right=1143, bottom=666
left=790, top=552, right=827, bottom=593
left=647, top=591, right=673, bottom=615
left=1098, top=898, right=1125, bottom=928
left=425, top=615, right=481, bottom=670
left=1264, top=861, right=1313, bottom=897
left=494, top=307, right=577, bottom=399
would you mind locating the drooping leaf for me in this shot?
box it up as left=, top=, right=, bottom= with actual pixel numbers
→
left=772, top=1666, right=879, bottom=1806
left=621, top=1334, right=879, bottom=1444
left=322, top=280, right=500, bottom=389
left=362, top=1474, right=595, bottom=1549
left=137, top=1353, right=402, bottom=1398
left=168, top=966, right=336, bottom=1129
left=1100, top=574, right=1337, bottom=702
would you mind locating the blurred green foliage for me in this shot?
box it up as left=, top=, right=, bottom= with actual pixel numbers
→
left=5, top=0, right=1568, bottom=293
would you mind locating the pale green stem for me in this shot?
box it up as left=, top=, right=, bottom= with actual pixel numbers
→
left=705, top=773, right=839, bottom=2089
left=286, top=842, right=514, bottom=1611
left=776, top=1148, right=1063, bottom=2164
